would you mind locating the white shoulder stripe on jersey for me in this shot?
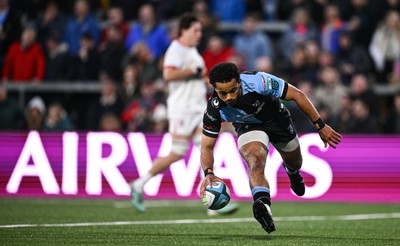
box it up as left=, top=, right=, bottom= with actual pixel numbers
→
left=203, top=128, right=219, bottom=135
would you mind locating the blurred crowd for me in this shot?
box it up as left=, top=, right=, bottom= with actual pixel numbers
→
left=0, top=0, right=400, bottom=134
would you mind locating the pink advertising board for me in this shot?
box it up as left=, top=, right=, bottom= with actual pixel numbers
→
left=0, top=131, right=399, bottom=203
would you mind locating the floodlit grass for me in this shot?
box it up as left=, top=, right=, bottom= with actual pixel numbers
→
left=0, top=198, right=399, bottom=245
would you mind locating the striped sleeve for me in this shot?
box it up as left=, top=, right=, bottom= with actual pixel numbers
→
left=202, top=99, right=221, bottom=138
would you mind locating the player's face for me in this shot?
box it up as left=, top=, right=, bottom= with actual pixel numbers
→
left=184, top=21, right=202, bottom=47
left=214, top=78, right=241, bottom=106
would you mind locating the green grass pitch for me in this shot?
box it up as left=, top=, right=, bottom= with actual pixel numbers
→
left=0, top=198, right=399, bottom=245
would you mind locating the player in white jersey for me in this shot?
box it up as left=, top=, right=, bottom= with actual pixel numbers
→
left=130, top=13, right=238, bottom=215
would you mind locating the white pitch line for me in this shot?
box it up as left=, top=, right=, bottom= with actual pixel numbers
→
left=1, top=213, right=400, bottom=229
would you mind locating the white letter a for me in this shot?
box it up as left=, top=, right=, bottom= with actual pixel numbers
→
left=6, top=131, right=60, bottom=194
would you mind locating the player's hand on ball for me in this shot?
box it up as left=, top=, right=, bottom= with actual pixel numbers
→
left=201, top=180, right=231, bottom=210
left=200, top=174, right=223, bottom=197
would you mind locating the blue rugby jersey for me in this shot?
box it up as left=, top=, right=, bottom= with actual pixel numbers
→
left=203, top=71, right=290, bottom=138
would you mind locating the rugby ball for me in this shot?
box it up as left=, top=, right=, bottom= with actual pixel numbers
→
left=201, top=181, right=231, bottom=210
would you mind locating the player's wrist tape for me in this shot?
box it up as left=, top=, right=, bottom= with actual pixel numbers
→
left=203, top=168, right=214, bottom=177
left=313, top=118, right=326, bottom=131
left=196, top=67, right=202, bottom=77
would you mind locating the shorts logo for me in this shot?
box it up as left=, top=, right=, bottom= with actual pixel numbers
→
left=252, top=100, right=261, bottom=107
left=211, top=97, right=219, bottom=108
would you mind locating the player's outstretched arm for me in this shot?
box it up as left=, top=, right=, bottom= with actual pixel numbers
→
left=317, top=124, right=342, bottom=148
left=284, top=83, right=342, bottom=148
left=200, top=135, right=223, bottom=196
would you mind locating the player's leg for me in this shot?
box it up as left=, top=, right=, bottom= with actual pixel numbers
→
left=273, top=136, right=305, bottom=196
left=130, top=117, right=192, bottom=212
left=130, top=136, right=187, bottom=212
left=238, top=130, right=275, bottom=233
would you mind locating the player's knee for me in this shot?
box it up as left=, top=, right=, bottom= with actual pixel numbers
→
left=171, top=139, right=190, bottom=156
left=240, top=145, right=267, bottom=168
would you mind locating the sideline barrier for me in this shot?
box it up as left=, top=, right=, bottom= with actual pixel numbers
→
left=0, top=131, right=399, bottom=203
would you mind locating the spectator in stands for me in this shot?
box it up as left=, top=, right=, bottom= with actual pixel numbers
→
left=277, top=0, right=308, bottom=21
left=2, top=26, right=46, bottom=83
left=349, top=73, right=379, bottom=116
left=0, top=84, right=25, bottom=130
left=209, top=0, right=245, bottom=23
left=63, top=0, right=100, bottom=56
left=71, top=32, right=100, bottom=81
left=121, top=100, right=153, bottom=132
left=280, top=45, right=315, bottom=86
left=99, top=25, right=125, bottom=81
left=124, top=41, right=160, bottom=85
left=302, top=39, right=321, bottom=84
left=318, top=50, right=336, bottom=71
left=260, top=0, right=278, bottom=21
left=99, top=112, right=122, bottom=131
left=368, top=0, right=400, bottom=30
left=43, top=102, right=74, bottom=131
left=100, top=6, right=129, bottom=45
left=86, top=75, right=124, bottom=130
left=233, top=13, right=274, bottom=70
left=331, top=93, right=353, bottom=133
left=121, top=64, right=141, bottom=103
left=25, top=96, right=46, bottom=130
left=254, top=56, right=274, bottom=74
left=279, top=7, right=318, bottom=61
left=347, top=98, right=379, bottom=133
left=0, top=0, right=22, bottom=73
left=151, top=103, right=168, bottom=133
left=284, top=79, right=317, bottom=133
left=121, top=82, right=154, bottom=132
left=320, top=4, right=347, bottom=54
left=106, top=0, right=144, bottom=21
left=193, top=0, right=218, bottom=53
left=44, top=31, right=73, bottom=81
left=336, top=31, right=371, bottom=85
left=14, top=0, right=46, bottom=22
left=36, top=1, right=67, bottom=51
left=369, top=10, right=400, bottom=83
left=393, top=58, right=400, bottom=84
left=125, top=3, right=170, bottom=61
left=314, top=66, right=348, bottom=118
left=202, top=34, right=235, bottom=73
left=346, top=0, right=375, bottom=49
left=383, top=92, right=400, bottom=133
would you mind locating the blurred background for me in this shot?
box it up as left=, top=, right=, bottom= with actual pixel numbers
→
left=0, top=0, right=399, bottom=134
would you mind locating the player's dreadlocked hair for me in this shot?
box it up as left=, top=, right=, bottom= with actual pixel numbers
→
left=208, top=62, right=240, bottom=87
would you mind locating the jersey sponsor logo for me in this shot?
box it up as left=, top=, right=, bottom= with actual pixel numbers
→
left=211, top=97, right=220, bottom=108
left=267, top=78, right=279, bottom=90
left=261, top=75, right=267, bottom=92
left=205, top=110, right=217, bottom=121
